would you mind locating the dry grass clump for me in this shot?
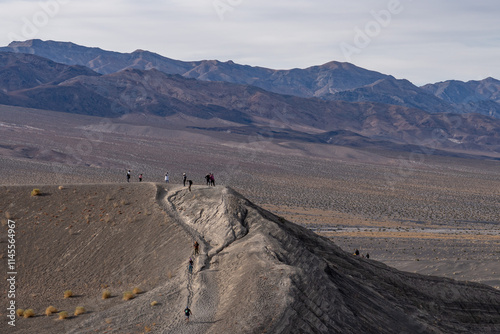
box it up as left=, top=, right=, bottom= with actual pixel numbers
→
left=16, top=309, right=24, bottom=317
left=123, top=291, right=135, bottom=301
left=150, top=301, right=158, bottom=306
left=102, top=289, right=111, bottom=299
left=58, top=186, right=64, bottom=190
left=45, top=306, right=58, bottom=316
left=74, top=306, right=86, bottom=316
left=23, top=309, right=35, bottom=318
left=31, top=188, right=41, bottom=196
left=132, top=287, right=142, bottom=294
left=58, top=311, right=69, bottom=320
left=63, top=290, right=73, bottom=298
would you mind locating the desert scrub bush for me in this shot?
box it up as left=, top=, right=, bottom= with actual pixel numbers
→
left=16, top=309, right=24, bottom=317
left=63, top=290, right=73, bottom=298
left=123, top=291, right=135, bottom=301
left=45, top=306, right=58, bottom=316
left=58, top=311, right=68, bottom=320
left=31, top=188, right=41, bottom=196
left=58, top=186, right=64, bottom=190
left=74, top=306, right=86, bottom=316
left=102, top=289, right=111, bottom=299
left=23, top=309, right=35, bottom=318
left=150, top=301, right=158, bottom=306
left=132, top=287, right=142, bottom=294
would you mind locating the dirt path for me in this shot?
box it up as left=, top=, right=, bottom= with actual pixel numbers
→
left=155, top=185, right=221, bottom=333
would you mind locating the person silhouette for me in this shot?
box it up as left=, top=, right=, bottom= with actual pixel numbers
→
left=184, top=307, right=192, bottom=323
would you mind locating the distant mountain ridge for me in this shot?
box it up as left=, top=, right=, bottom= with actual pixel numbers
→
left=422, top=78, right=500, bottom=118
left=0, top=40, right=388, bottom=97
left=3, top=39, right=499, bottom=118
left=1, top=51, right=499, bottom=156
left=0, top=52, right=99, bottom=92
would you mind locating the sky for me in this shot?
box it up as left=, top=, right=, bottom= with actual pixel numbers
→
left=1, top=0, right=499, bottom=86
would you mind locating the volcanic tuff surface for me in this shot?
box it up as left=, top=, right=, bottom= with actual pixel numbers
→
left=1, top=183, right=499, bottom=333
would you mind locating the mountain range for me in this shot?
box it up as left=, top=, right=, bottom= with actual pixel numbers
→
left=3, top=39, right=500, bottom=118
left=1, top=39, right=500, bottom=157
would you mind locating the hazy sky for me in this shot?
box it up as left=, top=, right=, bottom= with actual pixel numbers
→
left=1, top=0, right=499, bottom=85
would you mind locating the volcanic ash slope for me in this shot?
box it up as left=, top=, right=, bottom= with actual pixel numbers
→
left=3, top=184, right=499, bottom=333
left=163, top=186, right=500, bottom=334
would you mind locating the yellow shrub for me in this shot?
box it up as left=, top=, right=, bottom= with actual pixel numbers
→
left=45, top=306, right=58, bottom=316
left=74, top=306, right=86, bottom=316
left=23, top=309, right=35, bottom=318
left=123, top=291, right=135, bottom=301
left=102, top=289, right=111, bottom=299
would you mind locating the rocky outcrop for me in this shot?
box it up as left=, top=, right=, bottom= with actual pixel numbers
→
left=164, top=186, right=500, bottom=333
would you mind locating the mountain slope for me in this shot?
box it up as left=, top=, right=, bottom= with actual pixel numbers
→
left=422, top=78, right=500, bottom=118
left=0, top=52, right=99, bottom=92
left=329, top=76, right=455, bottom=113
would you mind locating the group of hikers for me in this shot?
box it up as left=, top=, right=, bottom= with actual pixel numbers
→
left=126, top=170, right=143, bottom=182
left=184, top=241, right=200, bottom=323
left=126, top=170, right=215, bottom=191
left=354, top=249, right=370, bottom=259
left=182, top=173, right=194, bottom=191
left=205, top=173, right=215, bottom=186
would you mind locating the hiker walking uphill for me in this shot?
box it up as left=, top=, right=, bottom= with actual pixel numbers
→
left=126, top=170, right=131, bottom=182
left=188, top=179, right=193, bottom=192
left=165, top=172, right=169, bottom=183
left=188, top=258, right=194, bottom=274
left=193, top=241, right=199, bottom=255
left=184, top=307, right=192, bottom=323
left=183, top=173, right=187, bottom=186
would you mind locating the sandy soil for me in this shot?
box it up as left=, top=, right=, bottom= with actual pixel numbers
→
left=1, top=183, right=192, bottom=333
